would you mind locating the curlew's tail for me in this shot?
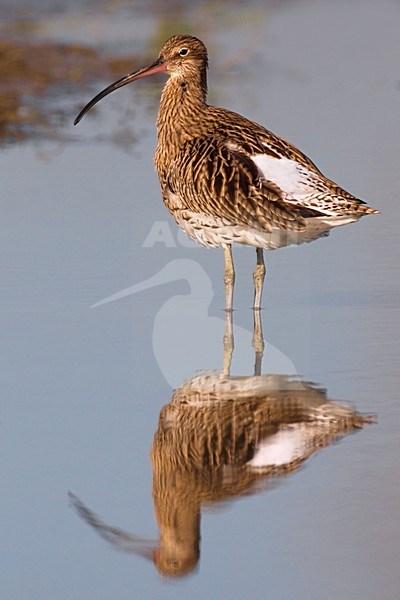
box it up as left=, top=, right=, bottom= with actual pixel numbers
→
left=358, top=204, right=380, bottom=215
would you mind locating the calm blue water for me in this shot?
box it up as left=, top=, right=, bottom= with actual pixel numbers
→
left=1, top=1, right=399, bottom=598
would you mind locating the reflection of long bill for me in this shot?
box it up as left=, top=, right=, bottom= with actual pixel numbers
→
left=74, top=58, right=168, bottom=125
left=68, top=492, right=157, bottom=558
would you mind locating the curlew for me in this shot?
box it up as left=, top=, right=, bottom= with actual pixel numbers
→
left=68, top=309, right=374, bottom=578
left=74, top=35, right=379, bottom=310
left=69, top=350, right=373, bottom=578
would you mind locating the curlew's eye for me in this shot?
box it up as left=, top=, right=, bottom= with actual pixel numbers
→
left=179, top=48, right=188, bottom=56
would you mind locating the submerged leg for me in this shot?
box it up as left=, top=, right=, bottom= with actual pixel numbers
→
left=221, top=309, right=234, bottom=379
left=252, top=308, right=265, bottom=376
left=253, top=247, right=266, bottom=310
left=223, top=244, right=235, bottom=312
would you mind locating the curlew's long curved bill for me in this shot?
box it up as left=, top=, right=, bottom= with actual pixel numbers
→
left=74, top=58, right=168, bottom=125
left=68, top=492, right=157, bottom=559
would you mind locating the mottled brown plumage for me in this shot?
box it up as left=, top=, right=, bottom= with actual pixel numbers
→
left=75, top=34, right=379, bottom=309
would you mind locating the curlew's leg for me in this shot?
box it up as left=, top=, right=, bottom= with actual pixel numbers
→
left=252, top=308, right=265, bottom=376
left=221, top=309, right=234, bottom=379
left=223, top=244, right=235, bottom=312
left=253, top=247, right=266, bottom=310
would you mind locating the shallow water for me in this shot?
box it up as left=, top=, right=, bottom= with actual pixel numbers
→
left=1, top=1, right=399, bottom=598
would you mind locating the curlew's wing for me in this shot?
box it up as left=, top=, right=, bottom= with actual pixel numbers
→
left=207, top=107, right=378, bottom=216
left=169, top=137, right=307, bottom=232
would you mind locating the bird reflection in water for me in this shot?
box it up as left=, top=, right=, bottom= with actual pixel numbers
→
left=69, top=311, right=373, bottom=578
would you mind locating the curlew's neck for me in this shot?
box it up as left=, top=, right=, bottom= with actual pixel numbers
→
left=156, top=69, right=208, bottom=161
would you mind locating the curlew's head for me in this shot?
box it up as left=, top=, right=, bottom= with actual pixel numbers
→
left=74, top=35, right=208, bottom=125
left=158, top=34, right=208, bottom=78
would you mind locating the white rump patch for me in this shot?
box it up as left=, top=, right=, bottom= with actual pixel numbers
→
left=251, top=153, right=313, bottom=196
left=248, top=426, right=308, bottom=468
